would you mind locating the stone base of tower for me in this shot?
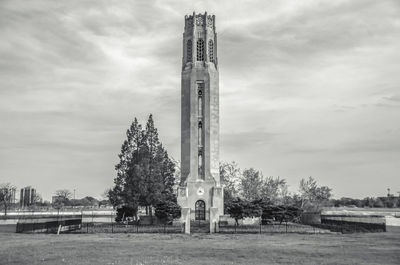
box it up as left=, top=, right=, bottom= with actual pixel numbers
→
left=177, top=182, right=223, bottom=233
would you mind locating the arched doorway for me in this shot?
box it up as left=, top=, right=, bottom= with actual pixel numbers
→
left=195, top=200, right=205, bottom=220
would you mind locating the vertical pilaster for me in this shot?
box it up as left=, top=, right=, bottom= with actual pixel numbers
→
left=181, top=208, right=191, bottom=234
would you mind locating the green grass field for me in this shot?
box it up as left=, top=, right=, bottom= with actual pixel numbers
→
left=0, top=232, right=399, bottom=265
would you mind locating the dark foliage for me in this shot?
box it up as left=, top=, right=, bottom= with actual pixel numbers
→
left=154, top=193, right=181, bottom=224
left=225, top=198, right=246, bottom=225
left=109, top=115, right=176, bottom=222
left=226, top=198, right=303, bottom=225
left=115, top=205, right=138, bottom=222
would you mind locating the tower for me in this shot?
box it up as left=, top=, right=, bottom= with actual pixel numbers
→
left=177, top=12, right=223, bottom=231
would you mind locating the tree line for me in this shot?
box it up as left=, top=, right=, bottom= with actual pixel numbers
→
left=220, top=161, right=400, bottom=224
left=221, top=161, right=333, bottom=211
left=220, top=162, right=333, bottom=223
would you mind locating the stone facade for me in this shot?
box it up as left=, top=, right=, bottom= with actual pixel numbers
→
left=178, top=12, right=223, bottom=224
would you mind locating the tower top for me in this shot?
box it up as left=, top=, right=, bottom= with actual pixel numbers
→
left=182, top=12, right=218, bottom=69
left=184, top=12, right=216, bottom=31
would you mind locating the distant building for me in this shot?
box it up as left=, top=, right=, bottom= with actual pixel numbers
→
left=20, top=186, right=36, bottom=207
left=9, top=188, right=16, bottom=204
left=0, top=186, right=16, bottom=204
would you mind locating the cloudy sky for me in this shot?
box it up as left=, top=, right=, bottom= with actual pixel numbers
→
left=1, top=0, right=399, bottom=200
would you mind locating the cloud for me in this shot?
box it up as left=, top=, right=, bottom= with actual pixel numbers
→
left=383, top=94, right=400, bottom=102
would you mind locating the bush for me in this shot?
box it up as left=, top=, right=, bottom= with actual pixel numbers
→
left=154, top=194, right=181, bottom=224
left=226, top=198, right=303, bottom=225
left=115, top=206, right=138, bottom=223
left=225, top=198, right=246, bottom=225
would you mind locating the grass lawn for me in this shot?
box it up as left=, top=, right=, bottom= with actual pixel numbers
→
left=0, top=232, right=399, bottom=265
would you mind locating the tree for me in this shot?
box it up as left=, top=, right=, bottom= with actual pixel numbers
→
left=52, top=189, right=73, bottom=209
left=220, top=161, right=241, bottom=205
left=154, top=193, right=181, bottom=224
left=157, top=148, right=176, bottom=195
left=298, top=177, right=332, bottom=211
left=240, top=168, right=263, bottom=201
left=243, top=199, right=263, bottom=219
left=260, top=176, right=288, bottom=204
left=373, top=198, right=384, bottom=208
left=110, top=115, right=176, bottom=223
left=115, top=206, right=138, bottom=223
left=362, top=197, right=375, bottom=208
left=261, top=204, right=302, bottom=224
left=111, top=117, right=146, bottom=213
left=33, top=193, right=42, bottom=204
left=225, top=197, right=246, bottom=225
left=99, top=200, right=111, bottom=207
left=99, top=189, right=112, bottom=207
left=170, top=157, right=181, bottom=189
left=55, top=189, right=72, bottom=201
left=0, top=183, right=16, bottom=217
left=138, top=114, right=175, bottom=220
left=29, top=193, right=43, bottom=209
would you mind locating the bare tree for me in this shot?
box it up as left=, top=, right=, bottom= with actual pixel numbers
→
left=33, top=193, right=42, bottom=203
left=0, top=183, right=16, bottom=217
left=55, top=189, right=72, bottom=201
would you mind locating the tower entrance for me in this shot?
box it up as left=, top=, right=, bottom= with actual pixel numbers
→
left=195, top=200, right=206, bottom=220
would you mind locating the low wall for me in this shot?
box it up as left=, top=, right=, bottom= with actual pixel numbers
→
left=322, top=215, right=385, bottom=224
left=16, top=217, right=82, bottom=233
left=1, top=210, right=116, bottom=224
left=385, top=216, right=400, bottom=232
left=320, top=215, right=386, bottom=233
left=323, top=207, right=400, bottom=217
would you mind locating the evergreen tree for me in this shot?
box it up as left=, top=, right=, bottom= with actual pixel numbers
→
left=109, top=115, right=177, bottom=222
left=110, top=118, right=145, bottom=211
left=158, top=147, right=176, bottom=194
left=140, top=114, right=162, bottom=219
left=155, top=192, right=181, bottom=224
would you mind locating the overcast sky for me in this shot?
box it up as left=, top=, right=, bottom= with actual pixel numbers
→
left=1, top=0, right=399, bottom=201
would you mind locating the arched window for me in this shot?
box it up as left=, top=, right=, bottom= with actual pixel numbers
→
left=198, top=121, right=202, bottom=146
left=209, top=40, right=214, bottom=63
left=198, top=91, right=202, bottom=117
left=195, top=200, right=205, bottom=220
left=187, top=40, right=192, bottom=63
left=197, top=39, right=204, bottom=61
left=198, top=150, right=203, bottom=178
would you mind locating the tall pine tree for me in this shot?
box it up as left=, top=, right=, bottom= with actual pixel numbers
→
left=109, top=115, right=177, bottom=222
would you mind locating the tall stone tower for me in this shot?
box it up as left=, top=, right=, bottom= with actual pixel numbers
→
left=177, top=12, right=223, bottom=230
